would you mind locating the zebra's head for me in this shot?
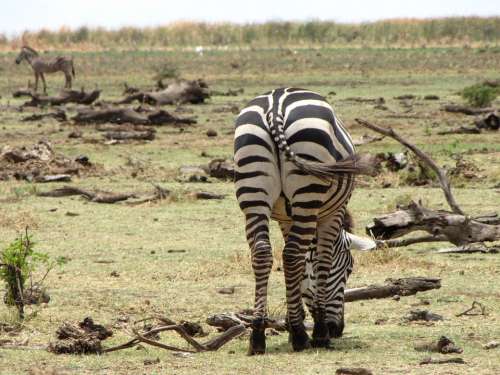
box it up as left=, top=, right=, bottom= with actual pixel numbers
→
left=15, top=46, right=38, bottom=64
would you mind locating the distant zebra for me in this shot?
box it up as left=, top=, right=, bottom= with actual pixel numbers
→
left=234, top=87, right=373, bottom=354
left=15, top=46, right=75, bottom=93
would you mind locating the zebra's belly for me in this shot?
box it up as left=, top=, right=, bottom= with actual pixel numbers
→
left=271, top=175, right=354, bottom=223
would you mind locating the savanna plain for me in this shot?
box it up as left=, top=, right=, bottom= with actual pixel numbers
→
left=0, top=46, right=499, bottom=374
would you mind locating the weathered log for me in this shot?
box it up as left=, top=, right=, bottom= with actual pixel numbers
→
left=420, top=357, right=465, bottom=365
left=367, top=201, right=500, bottom=245
left=104, top=130, right=155, bottom=141
left=20, top=89, right=100, bottom=107
left=437, top=126, right=481, bottom=135
left=344, top=277, right=441, bottom=302
left=353, top=134, right=384, bottom=146
left=72, top=108, right=195, bottom=126
left=34, top=174, right=72, bottom=183
left=475, top=113, right=499, bottom=131
left=103, top=316, right=245, bottom=354
left=441, top=105, right=495, bottom=115
left=21, top=110, right=67, bottom=122
left=437, top=243, right=499, bottom=254
left=343, top=97, right=385, bottom=104
left=118, top=79, right=209, bottom=105
left=380, top=234, right=448, bottom=248
left=207, top=277, right=441, bottom=331
left=37, top=186, right=136, bottom=203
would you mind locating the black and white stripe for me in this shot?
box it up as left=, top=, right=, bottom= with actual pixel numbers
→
left=234, top=87, right=369, bottom=354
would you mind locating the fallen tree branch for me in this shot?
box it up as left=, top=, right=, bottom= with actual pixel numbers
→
left=37, top=186, right=136, bottom=203
left=103, top=316, right=245, bottom=354
left=378, top=235, right=448, bottom=248
left=437, top=243, right=499, bottom=254
left=208, top=277, right=441, bottom=331
left=441, top=105, right=495, bottom=115
left=104, top=130, right=155, bottom=141
left=355, top=118, right=463, bottom=215
left=19, top=89, right=100, bottom=107
left=456, top=301, right=487, bottom=317
left=73, top=108, right=195, bottom=126
left=437, top=126, right=481, bottom=135
left=419, top=357, right=465, bottom=365
left=367, top=201, right=500, bottom=245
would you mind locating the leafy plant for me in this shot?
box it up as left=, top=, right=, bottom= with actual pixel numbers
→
left=461, top=83, right=499, bottom=107
left=0, top=229, right=66, bottom=318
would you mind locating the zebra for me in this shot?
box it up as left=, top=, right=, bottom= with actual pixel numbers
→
left=234, top=87, right=373, bottom=354
left=15, top=46, right=75, bottom=93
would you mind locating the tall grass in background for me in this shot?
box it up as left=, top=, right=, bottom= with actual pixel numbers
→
left=1, top=17, right=499, bottom=50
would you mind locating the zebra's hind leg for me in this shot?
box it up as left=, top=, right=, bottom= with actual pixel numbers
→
left=311, top=209, right=346, bottom=348
left=282, top=211, right=318, bottom=351
left=246, top=213, right=273, bottom=355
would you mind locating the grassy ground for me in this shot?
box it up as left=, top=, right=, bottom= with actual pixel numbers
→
left=0, top=47, right=499, bottom=374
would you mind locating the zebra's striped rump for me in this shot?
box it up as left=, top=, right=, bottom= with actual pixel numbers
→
left=234, top=88, right=358, bottom=353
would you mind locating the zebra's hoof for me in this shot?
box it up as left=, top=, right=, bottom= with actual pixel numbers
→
left=289, top=324, right=311, bottom=352
left=312, top=319, right=330, bottom=347
left=248, top=329, right=266, bottom=355
left=327, top=320, right=345, bottom=338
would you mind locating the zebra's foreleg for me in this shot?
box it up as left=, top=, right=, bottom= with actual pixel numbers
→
left=283, top=212, right=317, bottom=351
left=325, top=226, right=354, bottom=339
left=246, top=213, right=273, bottom=355
left=40, top=73, right=47, bottom=94
left=65, top=72, right=72, bottom=89
left=34, top=73, right=39, bottom=92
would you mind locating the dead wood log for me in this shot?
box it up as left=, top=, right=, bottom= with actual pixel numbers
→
left=118, top=79, right=209, bottom=105
left=419, top=357, right=465, bottom=365
left=353, top=134, right=384, bottom=146
left=336, top=368, right=373, bottom=375
left=380, top=235, right=448, bottom=248
left=456, top=301, right=487, bottom=317
left=208, top=277, right=441, bottom=331
left=20, top=89, right=100, bottom=107
left=343, top=97, right=385, bottom=104
left=96, top=124, right=154, bottom=132
left=21, top=110, right=67, bottom=122
left=367, top=201, right=500, bottom=245
left=441, top=105, right=495, bottom=115
left=344, top=277, right=441, bottom=302
left=102, top=316, right=245, bottom=354
left=72, top=108, right=195, bottom=126
left=437, top=243, right=499, bottom=254
left=475, top=113, right=499, bottom=130
left=37, top=186, right=136, bottom=203
left=103, top=130, right=155, bottom=141
left=356, top=118, right=464, bottom=215
left=437, top=126, right=481, bottom=135
left=34, top=174, right=72, bottom=183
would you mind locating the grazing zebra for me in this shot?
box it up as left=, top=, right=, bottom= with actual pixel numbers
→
left=15, top=46, right=75, bottom=93
left=234, top=87, right=373, bottom=354
left=301, top=219, right=376, bottom=339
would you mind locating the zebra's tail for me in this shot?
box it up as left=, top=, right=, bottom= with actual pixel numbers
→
left=268, top=112, right=376, bottom=179
left=71, top=60, right=76, bottom=77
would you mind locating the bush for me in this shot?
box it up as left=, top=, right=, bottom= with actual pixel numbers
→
left=0, top=230, right=66, bottom=318
left=461, top=84, right=499, bottom=107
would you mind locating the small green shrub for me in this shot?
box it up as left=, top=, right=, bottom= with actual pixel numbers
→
left=0, top=230, right=66, bottom=318
left=461, top=83, right=499, bottom=107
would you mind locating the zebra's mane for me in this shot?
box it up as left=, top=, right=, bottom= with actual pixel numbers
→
left=22, top=45, right=39, bottom=56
